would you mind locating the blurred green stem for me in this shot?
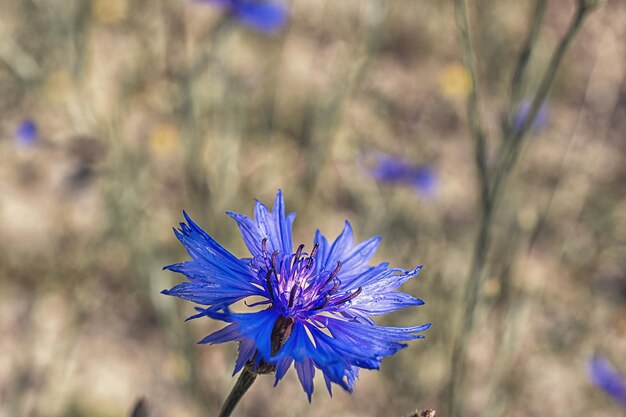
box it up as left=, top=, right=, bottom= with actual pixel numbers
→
left=447, top=2, right=596, bottom=416
left=453, top=0, right=489, bottom=208
left=217, top=368, right=257, bottom=417
left=493, top=1, right=593, bottom=203
left=507, top=0, right=548, bottom=121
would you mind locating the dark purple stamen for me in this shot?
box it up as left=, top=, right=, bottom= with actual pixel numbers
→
left=310, top=243, right=319, bottom=258
left=293, top=244, right=305, bottom=267
left=261, top=238, right=268, bottom=253
left=321, top=261, right=342, bottom=288
left=245, top=299, right=271, bottom=308
left=333, top=287, right=362, bottom=306
left=327, top=279, right=340, bottom=295
left=271, top=250, right=280, bottom=272
left=265, top=269, right=275, bottom=303
left=288, top=284, right=298, bottom=308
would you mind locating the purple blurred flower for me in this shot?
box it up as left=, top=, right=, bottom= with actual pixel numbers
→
left=513, top=100, right=549, bottom=135
left=368, top=153, right=437, bottom=197
left=14, top=120, right=38, bottom=146
left=198, top=0, right=288, bottom=33
left=163, top=191, right=429, bottom=400
left=588, top=356, right=626, bottom=407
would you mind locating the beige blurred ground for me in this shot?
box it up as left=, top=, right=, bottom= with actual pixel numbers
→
left=0, top=1, right=625, bottom=416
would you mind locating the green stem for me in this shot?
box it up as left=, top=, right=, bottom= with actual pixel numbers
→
left=217, top=368, right=257, bottom=417
left=453, top=0, right=489, bottom=209
left=507, top=0, right=548, bottom=121
left=446, top=2, right=596, bottom=417
left=447, top=0, right=491, bottom=414
left=493, top=2, right=592, bottom=202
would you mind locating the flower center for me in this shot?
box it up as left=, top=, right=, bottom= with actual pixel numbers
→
left=257, top=239, right=362, bottom=319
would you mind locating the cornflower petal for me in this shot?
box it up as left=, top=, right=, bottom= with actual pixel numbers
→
left=588, top=356, right=626, bottom=407
left=235, top=1, right=288, bottom=33
left=195, top=0, right=288, bottom=34
left=15, top=119, right=38, bottom=146
left=228, top=190, right=295, bottom=258
left=365, top=152, right=437, bottom=197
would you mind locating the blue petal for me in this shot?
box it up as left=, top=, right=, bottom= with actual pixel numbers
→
left=588, top=356, right=626, bottom=407
left=165, top=261, right=262, bottom=289
left=344, top=264, right=422, bottom=292
left=307, top=324, right=381, bottom=372
left=339, top=236, right=381, bottom=278
left=322, top=317, right=430, bottom=358
left=273, top=322, right=325, bottom=398
left=274, top=357, right=293, bottom=386
left=349, top=292, right=425, bottom=315
left=198, top=323, right=241, bottom=344
left=163, top=212, right=267, bottom=309
left=15, top=120, right=38, bottom=146
left=367, top=153, right=438, bottom=198
left=272, top=318, right=429, bottom=398
left=230, top=308, right=282, bottom=360
left=274, top=321, right=316, bottom=362
left=325, top=221, right=354, bottom=266
left=161, top=282, right=254, bottom=308
left=228, top=190, right=295, bottom=258
left=295, top=359, right=316, bottom=402
left=170, top=212, right=253, bottom=278
left=410, top=167, right=437, bottom=197
left=272, top=190, right=295, bottom=257
left=312, top=229, right=329, bottom=275
left=235, top=2, right=288, bottom=33
left=323, top=373, right=333, bottom=397
left=233, top=339, right=257, bottom=375
left=316, top=222, right=380, bottom=280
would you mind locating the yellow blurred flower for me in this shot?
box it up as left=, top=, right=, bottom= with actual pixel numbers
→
left=149, top=123, right=179, bottom=154
left=44, top=70, right=72, bottom=102
left=439, top=63, right=471, bottom=99
left=92, top=0, right=128, bottom=24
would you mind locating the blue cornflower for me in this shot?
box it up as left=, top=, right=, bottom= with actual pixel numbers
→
left=588, top=355, right=626, bottom=407
left=513, top=100, right=549, bottom=135
left=197, top=0, right=288, bottom=33
left=163, top=191, right=429, bottom=400
left=14, top=120, right=38, bottom=146
left=367, top=153, right=437, bottom=197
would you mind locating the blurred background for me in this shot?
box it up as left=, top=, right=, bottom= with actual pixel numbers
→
left=1, top=0, right=625, bottom=416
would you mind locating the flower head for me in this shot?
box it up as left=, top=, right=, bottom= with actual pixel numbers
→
left=197, top=0, right=288, bottom=33
left=163, top=191, right=429, bottom=400
left=367, top=153, right=437, bottom=197
left=588, top=355, right=626, bottom=407
left=14, top=120, right=38, bottom=146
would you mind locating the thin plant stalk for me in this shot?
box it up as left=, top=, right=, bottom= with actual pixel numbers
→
left=507, top=0, right=548, bottom=122
left=446, top=0, right=489, bottom=413
left=217, top=368, right=258, bottom=417
left=453, top=0, right=489, bottom=208
left=446, top=1, right=598, bottom=416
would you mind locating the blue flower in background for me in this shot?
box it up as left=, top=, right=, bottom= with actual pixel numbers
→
left=163, top=191, right=429, bottom=400
left=513, top=100, right=549, bottom=135
left=14, top=120, right=38, bottom=146
left=198, top=0, right=288, bottom=33
left=368, top=153, right=437, bottom=197
left=588, top=356, right=626, bottom=407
